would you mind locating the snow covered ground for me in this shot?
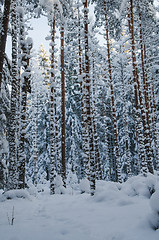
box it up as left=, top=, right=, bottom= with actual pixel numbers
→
left=0, top=174, right=159, bottom=240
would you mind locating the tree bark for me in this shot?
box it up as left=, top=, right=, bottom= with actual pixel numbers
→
left=83, top=0, right=95, bottom=195
left=18, top=5, right=32, bottom=188
left=139, top=11, right=154, bottom=174
left=61, top=20, right=66, bottom=186
left=104, top=1, right=122, bottom=183
left=50, top=15, right=56, bottom=194
left=128, top=0, right=154, bottom=174
left=8, top=0, right=18, bottom=190
left=0, top=0, right=11, bottom=93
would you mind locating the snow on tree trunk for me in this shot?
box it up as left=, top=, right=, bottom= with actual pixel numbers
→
left=138, top=10, right=154, bottom=175
left=50, top=15, right=56, bottom=194
left=0, top=0, right=11, bottom=93
left=83, top=0, right=95, bottom=195
left=18, top=3, right=33, bottom=188
left=104, top=1, right=122, bottom=183
left=61, top=19, right=66, bottom=187
left=8, top=0, right=18, bottom=190
left=128, top=1, right=147, bottom=175
left=128, top=0, right=154, bottom=175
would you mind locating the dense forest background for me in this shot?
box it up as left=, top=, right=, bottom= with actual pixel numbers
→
left=0, top=0, right=159, bottom=195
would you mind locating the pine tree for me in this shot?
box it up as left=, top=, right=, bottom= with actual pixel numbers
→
left=60, top=12, right=66, bottom=186
left=0, top=0, right=11, bottom=93
left=50, top=13, right=56, bottom=194
left=83, top=0, right=96, bottom=195
left=8, top=0, right=18, bottom=190
left=18, top=1, right=33, bottom=188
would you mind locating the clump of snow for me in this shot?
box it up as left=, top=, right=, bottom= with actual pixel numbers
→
left=150, top=191, right=159, bottom=213
left=0, top=138, right=8, bottom=153
left=27, top=183, right=38, bottom=196
left=122, top=174, right=157, bottom=198
left=16, top=6, right=24, bottom=16
left=66, top=171, right=78, bottom=191
left=93, top=180, right=121, bottom=203
left=79, top=178, right=90, bottom=194
left=0, top=190, right=6, bottom=202
left=54, top=175, right=66, bottom=194
left=149, top=191, right=159, bottom=230
left=26, top=37, right=33, bottom=47
left=120, top=0, right=128, bottom=16
left=3, top=189, right=31, bottom=200
left=39, top=0, right=63, bottom=15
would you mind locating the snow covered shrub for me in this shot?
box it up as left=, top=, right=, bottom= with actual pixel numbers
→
left=54, top=175, right=66, bottom=194
left=93, top=181, right=121, bottom=203
left=149, top=191, right=159, bottom=230
left=79, top=179, right=90, bottom=194
left=122, top=174, right=157, bottom=198
left=3, top=190, right=31, bottom=200
left=66, top=171, right=78, bottom=191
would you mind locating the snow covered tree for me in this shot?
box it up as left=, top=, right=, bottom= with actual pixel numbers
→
left=8, top=0, right=18, bottom=190
left=0, top=0, right=11, bottom=92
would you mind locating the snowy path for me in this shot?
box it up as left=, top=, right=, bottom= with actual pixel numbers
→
left=0, top=179, right=159, bottom=240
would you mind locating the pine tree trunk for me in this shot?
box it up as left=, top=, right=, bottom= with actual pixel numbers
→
left=50, top=16, right=56, bottom=194
left=0, top=0, right=11, bottom=93
left=104, top=2, right=122, bottom=183
left=61, top=21, right=66, bottom=186
left=92, top=58, right=102, bottom=180
left=128, top=1, right=147, bottom=175
left=150, top=77, right=159, bottom=173
left=18, top=8, right=32, bottom=188
left=32, top=83, right=38, bottom=187
left=8, top=0, right=18, bottom=190
left=83, top=0, right=95, bottom=195
left=128, top=0, right=154, bottom=175
left=77, top=4, right=89, bottom=179
left=139, top=11, right=154, bottom=174
left=78, top=5, right=82, bottom=77
left=120, top=54, right=132, bottom=178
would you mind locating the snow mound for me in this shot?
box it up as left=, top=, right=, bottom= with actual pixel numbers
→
left=79, top=178, right=90, bottom=194
left=150, top=191, right=159, bottom=213
left=93, top=181, right=121, bottom=203
left=54, top=175, right=66, bottom=194
left=122, top=174, right=158, bottom=198
left=2, top=189, right=31, bottom=200
left=149, top=191, right=159, bottom=230
left=91, top=174, right=159, bottom=204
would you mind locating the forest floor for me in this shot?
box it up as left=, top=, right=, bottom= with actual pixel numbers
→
left=0, top=174, right=159, bottom=240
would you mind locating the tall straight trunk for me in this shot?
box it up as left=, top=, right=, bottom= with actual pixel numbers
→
left=18, top=44, right=32, bottom=188
left=102, top=99, right=111, bottom=180
left=33, top=114, right=38, bottom=187
left=18, top=4, right=32, bottom=188
left=150, top=76, right=159, bottom=173
left=128, top=0, right=154, bottom=174
left=104, top=1, right=122, bottom=183
left=92, top=58, right=102, bottom=180
left=145, top=45, right=159, bottom=171
left=8, top=0, right=18, bottom=190
left=138, top=11, right=154, bottom=174
left=50, top=15, right=56, bottom=194
left=61, top=21, right=66, bottom=186
left=128, top=1, right=147, bottom=175
left=78, top=3, right=90, bottom=179
left=32, top=85, right=38, bottom=187
left=0, top=0, right=11, bottom=93
left=120, top=54, right=132, bottom=178
left=78, top=4, right=82, bottom=76
left=83, top=0, right=95, bottom=195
